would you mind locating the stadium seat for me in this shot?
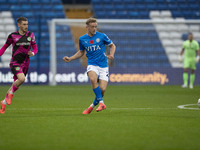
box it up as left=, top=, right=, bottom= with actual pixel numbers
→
left=1, top=11, right=12, bottom=18
left=41, top=0, right=51, bottom=3
left=189, top=25, right=199, bottom=32
left=42, top=5, right=52, bottom=10
left=149, top=11, right=160, bottom=18
left=30, top=0, right=40, bottom=3
left=160, top=11, right=172, bottom=18
left=53, top=5, right=64, bottom=11
left=3, top=18, right=15, bottom=25
left=0, top=0, right=7, bottom=3
left=18, top=0, right=29, bottom=3
left=10, top=5, right=21, bottom=11
left=0, top=5, right=10, bottom=11
left=51, top=0, right=62, bottom=4
left=0, top=32, right=6, bottom=38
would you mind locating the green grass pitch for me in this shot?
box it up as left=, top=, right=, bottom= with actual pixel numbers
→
left=0, top=85, right=200, bottom=150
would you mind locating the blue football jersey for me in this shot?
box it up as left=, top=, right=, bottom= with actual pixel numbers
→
left=79, top=31, right=112, bottom=68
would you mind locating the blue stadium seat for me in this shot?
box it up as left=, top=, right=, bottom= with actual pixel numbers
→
left=42, top=5, right=52, bottom=10
left=139, top=11, right=149, bottom=19
left=168, top=4, right=178, bottom=10
left=0, top=0, right=6, bottom=3
left=104, top=5, right=114, bottom=11
left=91, top=0, right=102, bottom=4
left=18, top=0, right=29, bottom=3
left=179, top=4, right=189, bottom=10
left=53, top=5, right=63, bottom=11
left=157, top=4, right=169, bottom=10
left=114, top=4, right=125, bottom=11
left=129, top=11, right=139, bottom=18
left=12, top=11, right=22, bottom=18
left=21, top=5, right=32, bottom=10
left=125, top=4, right=136, bottom=10
left=0, top=5, right=10, bottom=11
left=23, top=12, right=35, bottom=17
left=101, top=0, right=112, bottom=4
left=135, top=4, right=146, bottom=10
left=8, top=0, right=18, bottom=4
left=144, top=0, right=155, bottom=3
left=51, top=0, right=62, bottom=4
left=93, top=5, right=103, bottom=11
left=95, top=11, right=106, bottom=18
left=41, top=0, right=51, bottom=3
left=193, top=11, right=200, bottom=19
left=189, top=4, right=199, bottom=10
left=117, top=11, right=128, bottom=19
left=172, top=11, right=183, bottom=17
left=31, top=5, right=42, bottom=10
left=29, top=25, right=38, bottom=32
left=10, top=5, right=21, bottom=11
left=123, top=0, right=133, bottom=3
left=30, top=0, right=40, bottom=3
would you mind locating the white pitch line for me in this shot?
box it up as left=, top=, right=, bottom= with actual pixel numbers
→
left=6, top=107, right=177, bottom=111
left=177, top=104, right=200, bottom=110
left=6, top=108, right=82, bottom=111
left=109, top=108, right=177, bottom=110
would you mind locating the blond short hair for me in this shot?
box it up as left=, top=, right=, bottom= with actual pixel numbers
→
left=86, top=18, right=97, bottom=25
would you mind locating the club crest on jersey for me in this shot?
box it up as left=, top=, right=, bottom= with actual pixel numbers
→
left=27, top=37, right=31, bottom=41
left=96, top=38, right=100, bottom=43
left=90, top=40, right=94, bottom=44
left=15, top=67, right=20, bottom=71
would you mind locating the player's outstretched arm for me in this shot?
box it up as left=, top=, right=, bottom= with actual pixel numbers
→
left=63, top=50, right=84, bottom=63
left=0, top=43, right=10, bottom=56
left=178, top=48, right=184, bottom=62
left=195, top=50, right=200, bottom=63
left=107, top=43, right=116, bottom=60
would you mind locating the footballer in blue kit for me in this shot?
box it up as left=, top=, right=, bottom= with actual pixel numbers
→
left=79, top=31, right=112, bottom=68
left=63, top=18, right=116, bottom=114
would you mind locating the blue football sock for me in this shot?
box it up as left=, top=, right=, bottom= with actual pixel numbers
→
left=93, top=94, right=104, bottom=106
left=93, top=97, right=98, bottom=106
left=92, top=86, right=103, bottom=106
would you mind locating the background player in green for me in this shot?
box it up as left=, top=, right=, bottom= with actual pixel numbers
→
left=179, top=33, right=200, bottom=89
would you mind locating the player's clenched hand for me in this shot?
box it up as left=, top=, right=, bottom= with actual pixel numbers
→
left=63, top=56, right=71, bottom=62
left=195, top=56, right=200, bottom=64
left=178, top=55, right=183, bottom=62
left=28, top=51, right=34, bottom=57
left=107, top=55, right=114, bottom=60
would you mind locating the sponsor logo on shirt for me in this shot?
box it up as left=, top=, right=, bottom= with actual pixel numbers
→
left=85, top=45, right=101, bottom=51
left=16, top=42, right=31, bottom=46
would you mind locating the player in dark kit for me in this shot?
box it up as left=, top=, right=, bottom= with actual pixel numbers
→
left=0, top=17, right=38, bottom=114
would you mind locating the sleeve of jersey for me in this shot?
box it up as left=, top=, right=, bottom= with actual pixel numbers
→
left=79, top=38, right=85, bottom=51
left=0, top=34, right=12, bottom=56
left=31, top=33, right=38, bottom=55
left=32, top=44, right=38, bottom=55
left=103, top=33, right=112, bottom=45
left=0, top=43, right=9, bottom=56
left=196, top=41, right=199, bottom=51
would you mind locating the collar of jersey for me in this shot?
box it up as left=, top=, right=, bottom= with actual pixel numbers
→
left=87, top=31, right=97, bottom=38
